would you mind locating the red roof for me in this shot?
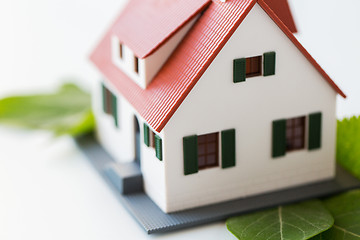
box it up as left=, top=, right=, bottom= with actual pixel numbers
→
left=91, top=0, right=346, bottom=133
left=112, top=0, right=211, bottom=59
left=263, top=0, right=297, bottom=33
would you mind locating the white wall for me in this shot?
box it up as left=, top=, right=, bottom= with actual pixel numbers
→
left=92, top=79, right=168, bottom=211
left=162, top=3, right=337, bottom=212
left=93, top=79, right=135, bottom=162
left=111, top=38, right=146, bottom=88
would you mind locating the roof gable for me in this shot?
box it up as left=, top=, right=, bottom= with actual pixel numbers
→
left=91, top=0, right=345, bottom=133
left=112, top=0, right=211, bottom=59
left=258, top=0, right=345, bottom=98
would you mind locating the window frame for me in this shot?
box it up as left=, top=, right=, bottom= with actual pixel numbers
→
left=233, top=51, right=276, bottom=83
left=285, top=116, right=306, bottom=152
left=102, top=84, right=119, bottom=127
left=149, top=131, right=156, bottom=149
left=245, top=55, right=262, bottom=78
left=104, top=87, right=113, bottom=114
left=134, top=56, right=139, bottom=74
left=119, top=43, right=123, bottom=59
left=197, top=132, right=219, bottom=170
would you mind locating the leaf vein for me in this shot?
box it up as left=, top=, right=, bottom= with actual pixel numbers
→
left=240, top=212, right=275, bottom=237
left=279, top=206, right=284, bottom=240
left=284, top=222, right=306, bottom=238
left=254, top=222, right=278, bottom=238
left=289, top=211, right=322, bottom=230
left=336, top=210, right=360, bottom=219
left=334, top=225, right=360, bottom=238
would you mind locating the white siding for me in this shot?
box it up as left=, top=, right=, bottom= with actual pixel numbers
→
left=111, top=39, right=146, bottom=88
left=92, top=79, right=167, bottom=211
left=93, top=80, right=135, bottom=162
left=162, top=3, right=337, bottom=212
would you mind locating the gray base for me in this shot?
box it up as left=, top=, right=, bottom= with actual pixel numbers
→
left=105, top=162, right=143, bottom=194
left=76, top=134, right=360, bottom=234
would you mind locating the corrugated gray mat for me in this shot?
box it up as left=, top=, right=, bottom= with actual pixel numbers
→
left=76, top=134, right=360, bottom=234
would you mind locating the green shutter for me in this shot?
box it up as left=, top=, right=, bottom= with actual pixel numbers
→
left=111, top=93, right=118, bottom=127
left=143, top=124, right=150, bottom=147
left=183, top=135, right=198, bottom=175
left=233, top=58, right=246, bottom=83
left=155, top=135, right=163, bottom=161
left=272, top=119, right=286, bottom=158
left=221, top=129, right=236, bottom=168
left=308, top=112, right=322, bottom=150
left=101, top=83, right=107, bottom=113
left=264, top=52, right=276, bottom=76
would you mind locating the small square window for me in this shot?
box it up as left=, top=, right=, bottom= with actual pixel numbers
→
left=246, top=56, right=262, bottom=78
left=197, top=132, right=219, bottom=170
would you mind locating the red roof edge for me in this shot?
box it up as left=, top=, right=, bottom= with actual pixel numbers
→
left=263, top=0, right=297, bottom=33
left=258, top=0, right=346, bottom=98
left=154, top=0, right=258, bottom=132
left=142, top=1, right=212, bottom=59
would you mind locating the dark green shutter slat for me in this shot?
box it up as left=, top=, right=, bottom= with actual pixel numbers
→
left=155, top=135, right=163, bottom=161
left=111, top=93, right=118, bottom=127
left=221, top=129, right=236, bottom=169
left=308, top=112, right=322, bottom=150
left=183, top=135, right=198, bottom=175
left=272, top=119, right=286, bottom=158
left=233, top=58, right=246, bottom=83
left=264, top=52, right=276, bottom=76
left=101, top=83, right=107, bottom=113
left=143, top=124, right=150, bottom=147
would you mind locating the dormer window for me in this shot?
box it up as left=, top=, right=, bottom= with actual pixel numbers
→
left=119, top=43, right=123, bottom=59
left=134, top=56, right=139, bottom=74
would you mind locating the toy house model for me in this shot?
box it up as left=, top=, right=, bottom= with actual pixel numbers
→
left=90, top=0, right=346, bottom=213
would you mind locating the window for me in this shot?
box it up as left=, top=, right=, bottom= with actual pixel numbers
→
left=197, top=132, right=219, bottom=170
left=246, top=56, right=262, bottom=77
left=119, top=43, right=123, bottom=59
left=103, top=87, right=113, bottom=114
left=272, top=112, right=322, bottom=158
left=183, top=129, right=236, bottom=175
left=101, top=84, right=119, bottom=127
left=233, top=51, right=276, bottom=83
left=143, top=123, right=162, bottom=161
left=134, top=56, right=139, bottom=74
left=286, top=116, right=305, bottom=151
left=149, top=131, right=156, bottom=148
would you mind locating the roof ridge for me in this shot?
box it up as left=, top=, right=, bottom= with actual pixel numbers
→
left=91, top=0, right=345, bottom=132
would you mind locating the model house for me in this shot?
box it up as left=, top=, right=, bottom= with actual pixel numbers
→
left=90, top=0, right=346, bottom=213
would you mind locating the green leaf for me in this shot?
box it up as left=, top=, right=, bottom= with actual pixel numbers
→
left=308, top=234, right=323, bottom=240
left=226, top=200, right=334, bottom=240
left=0, top=83, right=95, bottom=137
left=315, top=190, right=360, bottom=240
left=337, top=116, right=360, bottom=180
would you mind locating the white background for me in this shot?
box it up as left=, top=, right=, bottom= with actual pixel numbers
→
left=0, top=0, right=359, bottom=239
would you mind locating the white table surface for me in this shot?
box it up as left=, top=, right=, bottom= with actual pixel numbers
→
left=0, top=0, right=359, bottom=239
